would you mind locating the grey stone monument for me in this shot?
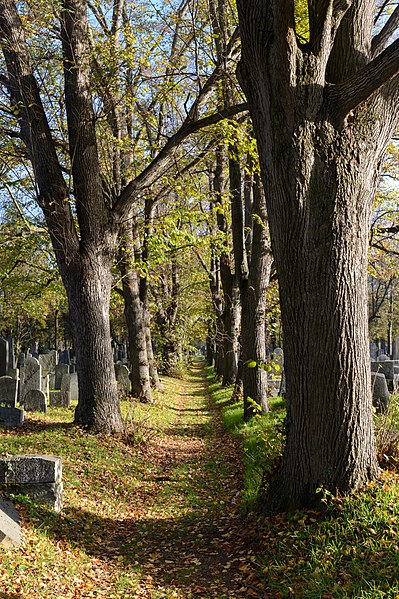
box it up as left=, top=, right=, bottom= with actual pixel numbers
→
left=24, top=389, right=47, bottom=413
left=0, top=455, right=63, bottom=512
left=19, top=356, right=42, bottom=405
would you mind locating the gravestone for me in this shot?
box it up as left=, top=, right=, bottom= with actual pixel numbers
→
left=393, top=337, right=399, bottom=361
left=17, top=352, right=25, bottom=368
left=0, top=455, right=62, bottom=512
left=19, top=356, right=42, bottom=405
left=59, top=349, right=71, bottom=365
left=0, top=406, right=25, bottom=428
left=370, top=342, right=379, bottom=360
left=377, top=353, right=390, bottom=362
left=41, top=375, right=50, bottom=399
left=55, top=363, right=69, bottom=390
left=0, top=338, right=9, bottom=377
left=39, top=350, right=58, bottom=377
left=6, top=337, right=16, bottom=369
left=24, top=389, right=47, bottom=413
left=371, top=372, right=390, bottom=413
left=61, top=372, right=78, bottom=401
left=49, top=390, right=70, bottom=408
left=0, top=376, right=18, bottom=407
left=0, top=496, right=22, bottom=548
left=117, top=365, right=131, bottom=394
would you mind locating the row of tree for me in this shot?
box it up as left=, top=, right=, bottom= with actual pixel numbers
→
left=1, top=0, right=399, bottom=512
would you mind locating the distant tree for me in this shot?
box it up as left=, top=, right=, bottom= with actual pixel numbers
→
left=237, top=1, right=399, bottom=510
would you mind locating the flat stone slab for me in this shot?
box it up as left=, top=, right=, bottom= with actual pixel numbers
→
left=5, top=482, right=63, bottom=513
left=0, top=496, right=22, bottom=548
left=0, top=455, right=62, bottom=484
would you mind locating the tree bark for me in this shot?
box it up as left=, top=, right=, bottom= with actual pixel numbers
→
left=66, top=244, right=123, bottom=433
left=237, top=1, right=399, bottom=510
left=242, top=177, right=273, bottom=419
left=118, top=237, right=153, bottom=403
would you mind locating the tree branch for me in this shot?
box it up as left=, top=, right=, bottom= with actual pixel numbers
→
left=372, top=4, right=399, bottom=58
left=113, top=102, right=248, bottom=220
left=330, top=37, right=399, bottom=118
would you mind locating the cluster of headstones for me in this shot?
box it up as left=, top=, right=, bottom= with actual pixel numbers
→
left=0, top=338, right=79, bottom=428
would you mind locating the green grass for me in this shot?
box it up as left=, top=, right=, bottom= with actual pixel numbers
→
left=206, top=367, right=399, bottom=598
left=2, top=366, right=399, bottom=598
left=206, top=366, right=285, bottom=508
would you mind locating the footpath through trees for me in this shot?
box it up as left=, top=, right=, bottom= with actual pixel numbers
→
left=0, top=363, right=267, bottom=598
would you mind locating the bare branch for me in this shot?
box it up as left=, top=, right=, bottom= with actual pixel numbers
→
left=372, top=4, right=399, bottom=58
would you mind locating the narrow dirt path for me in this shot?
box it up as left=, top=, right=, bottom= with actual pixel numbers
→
left=119, top=363, right=267, bottom=598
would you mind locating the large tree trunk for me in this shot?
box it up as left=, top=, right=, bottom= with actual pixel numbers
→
left=236, top=2, right=399, bottom=510
left=66, top=246, right=123, bottom=432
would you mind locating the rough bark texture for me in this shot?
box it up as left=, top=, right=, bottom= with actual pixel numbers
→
left=237, top=0, right=399, bottom=510
left=68, top=246, right=123, bottom=432
left=119, top=233, right=153, bottom=403
left=242, top=178, right=273, bottom=419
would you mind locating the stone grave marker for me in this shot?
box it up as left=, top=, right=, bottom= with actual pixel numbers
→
left=49, top=390, right=70, bottom=408
left=24, top=389, right=47, bottom=413
left=0, top=496, right=22, bottom=548
left=19, top=356, right=42, bottom=405
left=0, top=376, right=18, bottom=407
left=55, top=363, right=69, bottom=390
left=0, top=406, right=25, bottom=428
left=0, top=455, right=62, bottom=512
left=39, top=350, right=58, bottom=377
left=371, top=372, right=390, bottom=413
left=117, top=365, right=131, bottom=394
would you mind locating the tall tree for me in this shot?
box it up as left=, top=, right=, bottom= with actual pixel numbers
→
left=236, top=1, right=399, bottom=510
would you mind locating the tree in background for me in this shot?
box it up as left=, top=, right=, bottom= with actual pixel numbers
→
left=237, top=0, right=399, bottom=510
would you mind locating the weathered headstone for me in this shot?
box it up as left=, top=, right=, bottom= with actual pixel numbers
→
left=0, top=406, right=25, bottom=428
left=117, top=365, right=131, bottom=394
left=17, top=352, right=25, bottom=368
left=24, top=389, right=47, bottom=413
left=0, top=338, right=9, bottom=377
left=377, top=353, right=390, bottom=362
left=61, top=372, right=79, bottom=401
left=55, top=363, right=69, bottom=390
left=0, top=496, right=22, bottom=548
left=6, top=337, right=16, bottom=370
left=0, top=376, right=18, bottom=407
left=19, top=356, right=42, bottom=404
left=393, top=337, right=399, bottom=361
left=0, top=455, right=63, bottom=512
left=49, top=390, right=70, bottom=408
left=41, top=375, right=50, bottom=399
left=371, top=372, right=390, bottom=413
left=370, top=342, right=379, bottom=360
left=39, top=350, right=58, bottom=377
left=59, top=349, right=71, bottom=365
